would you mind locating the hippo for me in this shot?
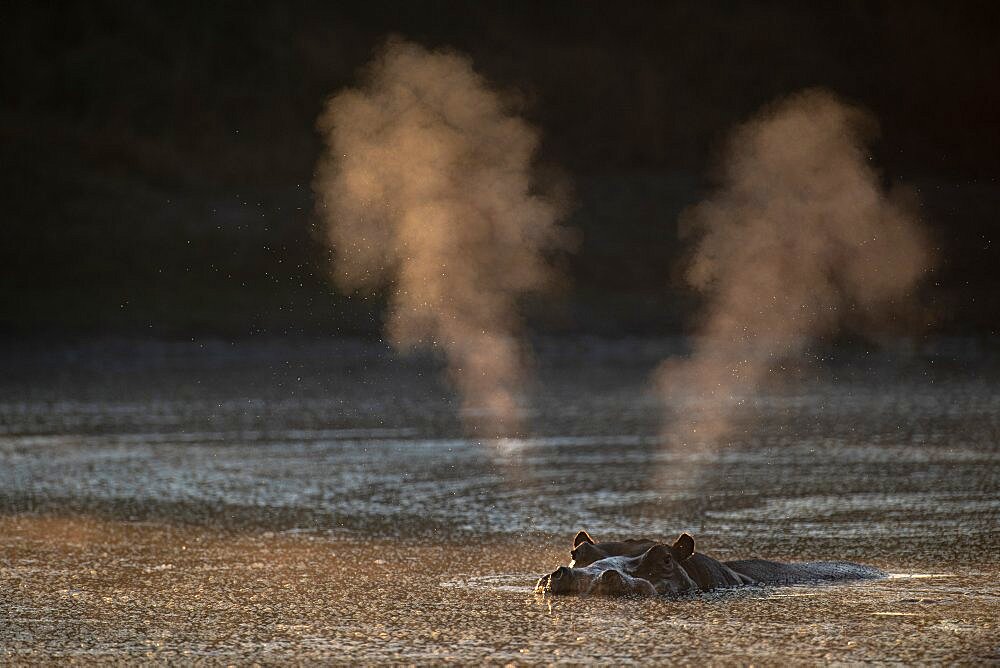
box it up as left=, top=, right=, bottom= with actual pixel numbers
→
left=536, top=530, right=887, bottom=597
left=567, top=531, right=659, bottom=567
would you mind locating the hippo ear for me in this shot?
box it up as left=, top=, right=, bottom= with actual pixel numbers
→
left=573, top=530, right=595, bottom=547
left=672, top=533, right=695, bottom=561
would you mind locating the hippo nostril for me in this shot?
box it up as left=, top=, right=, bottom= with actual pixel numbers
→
left=552, top=566, right=569, bottom=580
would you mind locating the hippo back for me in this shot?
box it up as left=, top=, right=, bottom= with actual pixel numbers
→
left=680, top=553, right=755, bottom=590
left=725, top=559, right=887, bottom=584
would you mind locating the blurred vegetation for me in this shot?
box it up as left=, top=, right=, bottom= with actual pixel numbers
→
left=2, top=1, right=998, bottom=338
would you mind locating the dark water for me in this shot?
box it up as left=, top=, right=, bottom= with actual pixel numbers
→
left=1, top=339, right=997, bottom=662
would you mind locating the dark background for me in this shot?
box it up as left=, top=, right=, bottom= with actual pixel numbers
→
left=3, top=1, right=998, bottom=340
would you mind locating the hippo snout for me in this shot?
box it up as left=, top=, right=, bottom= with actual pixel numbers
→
left=591, top=568, right=626, bottom=594
left=536, top=566, right=573, bottom=594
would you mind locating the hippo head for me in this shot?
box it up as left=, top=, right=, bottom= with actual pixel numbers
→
left=537, top=562, right=659, bottom=597
left=536, top=534, right=699, bottom=598
left=568, top=530, right=659, bottom=567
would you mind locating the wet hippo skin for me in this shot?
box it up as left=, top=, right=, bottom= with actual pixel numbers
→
left=539, top=537, right=701, bottom=597
left=537, top=531, right=887, bottom=597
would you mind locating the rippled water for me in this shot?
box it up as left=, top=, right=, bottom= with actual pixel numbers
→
left=1, top=339, right=997, bottom=662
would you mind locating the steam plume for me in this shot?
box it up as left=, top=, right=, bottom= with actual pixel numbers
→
left=314, top=39, right=569, bottom=431
left=657, top=89, right=932, bottom=446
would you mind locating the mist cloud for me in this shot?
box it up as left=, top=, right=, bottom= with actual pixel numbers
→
left=314, top=38, right=570, bottom=431
left=656, top=89, right=932, bottom=446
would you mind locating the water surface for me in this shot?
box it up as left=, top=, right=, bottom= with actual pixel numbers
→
left=1, top=340, right=997, bottom=663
